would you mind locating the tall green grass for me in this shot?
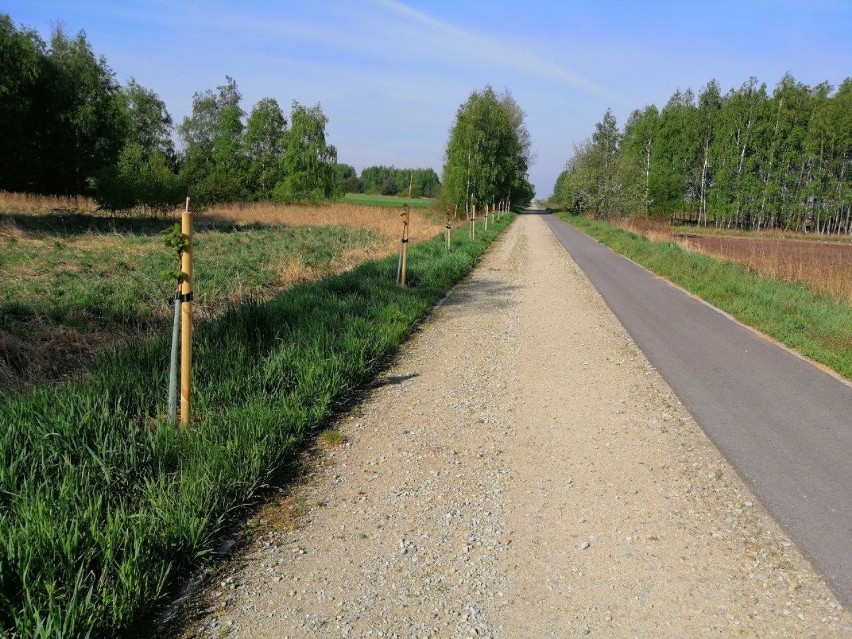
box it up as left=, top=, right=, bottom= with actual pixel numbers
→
left=0, top=213, right=515, bottom=638
left=559, top=214, right=852, bottom=380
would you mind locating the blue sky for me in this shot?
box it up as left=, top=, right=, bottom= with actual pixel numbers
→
left=6, top=0, right=851, bottom=196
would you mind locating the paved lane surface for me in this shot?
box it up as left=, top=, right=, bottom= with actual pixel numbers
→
left=543, top=213, right=852, bottom=606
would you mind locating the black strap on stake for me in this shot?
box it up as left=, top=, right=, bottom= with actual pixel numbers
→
left=178, top=291, right=194, bottom=303
left=401, top=238, right=409, bottom=244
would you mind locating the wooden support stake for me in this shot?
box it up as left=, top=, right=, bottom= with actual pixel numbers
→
left=180, top=197, right=193, bottom=426
left=470, top=204, right=476, bottom=240
left=446, top=208, right=453, bottom=250
left=399, top=205, right=410, bottom=288
left=484, top=203, right=489, bottom=232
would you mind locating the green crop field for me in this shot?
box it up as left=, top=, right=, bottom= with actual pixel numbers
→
left=558, top=214, right=852, bottom=380
left=340, top=193, right=434, bottom=208
left=0, top=212, right=516, bottom=638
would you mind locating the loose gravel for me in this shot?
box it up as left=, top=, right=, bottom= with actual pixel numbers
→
left=179, top=214, right=850, bottom=638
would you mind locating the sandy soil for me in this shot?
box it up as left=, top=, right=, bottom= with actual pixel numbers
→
left=180, top=214, right=850, bottom=638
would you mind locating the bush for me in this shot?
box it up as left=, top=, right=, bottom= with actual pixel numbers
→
left=94, top=144, right=183, bottom=214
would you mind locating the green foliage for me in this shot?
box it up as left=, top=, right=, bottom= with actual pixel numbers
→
left=93, top=80, right=184, bottom=213
left=93, top=142, right=183, bottom=214
left=0, top=16, right=125, bottom=195
left=0, top=213, right=516, bottom=638
left=0, top=15, right=45, bottom=193
left=2, top=15, right=348, bottom=208
left=159, top=223, right=189, bottom=283
left=618, top=104, right=660, bottom=215
left=119, top=79, right=176, bottom=163
left=359, top=166, right=441, bottom=198
left=560, top=214, right=851, bottom=379
left=550, top=116, right=641, bottom=219
left=244, top=97, right=287, bottom=198
left=333, top=163, right=361, bottom=194
left=553, top=74, right=852, bottom=233
left=178, top=77, right=248, bottom=205
left=442, top=86, right=534, bottom=212
left=274, top=101, right=338, bottom=203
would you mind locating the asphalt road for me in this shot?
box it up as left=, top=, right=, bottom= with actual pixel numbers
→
left=541, top=212, right=852, bottom=607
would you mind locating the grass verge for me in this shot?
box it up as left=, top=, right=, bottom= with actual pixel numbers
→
left=558, top=214, right=852, bottom=380
left=0, top=212, right=516, bottom=638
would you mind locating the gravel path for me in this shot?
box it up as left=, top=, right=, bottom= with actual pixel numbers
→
left=183, top=214, right=850, bottom=638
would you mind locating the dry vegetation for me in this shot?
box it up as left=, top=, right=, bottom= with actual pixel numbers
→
left=0, top=190, right=99, bottom=215
left=614, top=217, right=852, bottom=303
left=0, top=192, right=447, bottom=392
left=0, top=191, right=445, bottom=245
left=203, top=200, right=444, bottom=251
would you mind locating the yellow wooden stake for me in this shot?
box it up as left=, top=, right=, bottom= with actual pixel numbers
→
left=399, top=205, right=410, bottom=288
left=445, top=208, right=452, bottom=250
left=470, top=203, right=476, bottom=240
left=484, top=203, right=489, bottom=232
left=180, top=197, right=193, bottom=426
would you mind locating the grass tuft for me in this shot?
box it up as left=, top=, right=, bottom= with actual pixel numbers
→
left=318, top=429, right=346, bottom=447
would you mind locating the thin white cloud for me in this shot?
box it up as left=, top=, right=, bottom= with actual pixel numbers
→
left=369, top=0, right=614, bottom=99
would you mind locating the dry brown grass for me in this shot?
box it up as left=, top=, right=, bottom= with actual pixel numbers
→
left=614, top=216, right=674, bottom=243
left=680, top=235, right=852, bottom=303
left=0, top=191, right=445, bottom=244
left=202, top=201, right=447, bottom=290
left=203, top=201, right=444, bottom=248
left=0, top=190, right=98, bottom=215
left=613, top=216, right=852, bottom=303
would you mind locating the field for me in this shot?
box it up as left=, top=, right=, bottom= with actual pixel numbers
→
left=614, top=217, right=852, bottom=303
left=0, top=195, right=516, bottom=637
left=0, top=197, right=445, bottom=393
left=340, top=192, right=434, bottom=208
left=679, top=234, right=851, bottom=303
left=561, top=214, right=852, bottom=380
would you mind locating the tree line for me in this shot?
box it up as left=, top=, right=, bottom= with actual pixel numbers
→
left=442, top=86, right=535, bottom=214
left=351, top=166, right=441, bottom=198
left=0, top=15, right=341, bottom=210
left=552, top=74, right=851, bottom=234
